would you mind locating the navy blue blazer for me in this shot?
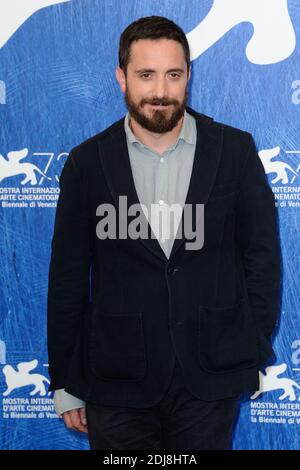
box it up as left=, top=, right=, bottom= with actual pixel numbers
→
left=47, top=106, right=281, bottom=405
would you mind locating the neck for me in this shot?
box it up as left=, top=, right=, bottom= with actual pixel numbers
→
left=128, top=113, right=184, bottom=156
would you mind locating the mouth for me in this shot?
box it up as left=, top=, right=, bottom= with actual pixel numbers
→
left=149, top=103, right=171, bottom=108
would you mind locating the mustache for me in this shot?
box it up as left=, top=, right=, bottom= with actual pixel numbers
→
left=141, top=99, right=177, bottom=106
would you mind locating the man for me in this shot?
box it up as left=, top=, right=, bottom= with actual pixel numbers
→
left=47, top=16, right=281, bottom=449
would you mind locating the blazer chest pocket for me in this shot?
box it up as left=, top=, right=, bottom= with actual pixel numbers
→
left=208, top=181, right=236, bottom=201
left=89, top=311, right=147, bottom=381
left=197, top=298, right=260, bottom=374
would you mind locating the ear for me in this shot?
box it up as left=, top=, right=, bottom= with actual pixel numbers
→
left=115, top=65, right=126, bottom=93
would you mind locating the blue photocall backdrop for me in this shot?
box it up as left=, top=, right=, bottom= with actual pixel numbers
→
left=0, top=0, right=299, bottom=450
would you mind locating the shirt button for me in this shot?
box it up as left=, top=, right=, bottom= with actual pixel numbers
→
left=161, top=238, right=165, bottom=243
left=160, top=157, right=164, bottom=163
left=158, top=199, right=164, bottom=205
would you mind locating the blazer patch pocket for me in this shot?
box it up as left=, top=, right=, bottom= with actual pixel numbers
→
left=89, top=311, right=147, bottom=381
left=197, top=298, right=260, bottom=374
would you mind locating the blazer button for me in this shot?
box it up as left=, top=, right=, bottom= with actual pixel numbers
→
left=167, top=267, right=179, bottom=275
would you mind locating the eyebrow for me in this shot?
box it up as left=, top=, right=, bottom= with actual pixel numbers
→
left=134, top=68, right=185, bottom=74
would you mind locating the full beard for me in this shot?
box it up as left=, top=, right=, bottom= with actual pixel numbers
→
left=124, top=87, right=188, bottom=134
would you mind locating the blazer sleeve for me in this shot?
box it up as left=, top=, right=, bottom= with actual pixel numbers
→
left=47, top=149, right=92, bottom=391
left=235, top=134, right=282, bottom=364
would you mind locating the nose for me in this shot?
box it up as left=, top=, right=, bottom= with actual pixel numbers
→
left=153, top=75, right=167, bottom=100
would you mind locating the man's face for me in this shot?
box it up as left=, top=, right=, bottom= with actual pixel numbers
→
left=116, top=39, right=190, bottom=133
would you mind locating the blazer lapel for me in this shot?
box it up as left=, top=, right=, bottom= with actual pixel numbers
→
left=98, top=119, right=168, bottom=262
left=97, top=106, right=224, bottom=263
left=169, top=106, right=224, bottom=259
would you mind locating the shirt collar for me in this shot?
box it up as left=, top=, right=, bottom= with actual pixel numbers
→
left=124, top=108, right=196, bottom=150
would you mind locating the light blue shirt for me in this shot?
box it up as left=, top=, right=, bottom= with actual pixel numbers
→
left=54, top=109, right=197, bottom=416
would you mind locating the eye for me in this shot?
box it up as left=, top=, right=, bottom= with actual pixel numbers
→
left=169, top=73, right=180, bottom=79
left=141, top=73, right=151, bottom=79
